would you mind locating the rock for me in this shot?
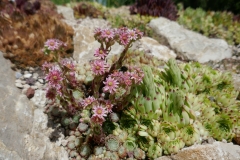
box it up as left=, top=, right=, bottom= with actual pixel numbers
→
left=0, top=141, right=23, bottom=160
left=30, top=89, right=47, bottom=108
left=23, top=84, right=30, bottom=89
left=149, top=17, right=232, bottom=63
left=232, top=74, right=240, bottom=91
left=32, top=73, right=39, bottom=79
left=15, top=82, right=23, bottom=89
left=38, top=79, right=44, bottom=84
left=72, top=18, right=112, bottom=61
left=15, top=72, right=22, bottom=79
left=57, top=5, right=75, bottom=21
left=26, top=87, right=35, bottom=99
left=35, top=81, right=43, bottom=88
left=0, top=51, right=68, bottom=159
left=15, top=79, right=22, bottom=84
left=24, top=73, right=32, bottom=79
left=137, top=37, right=176, bottom=61
left=165, top=142, right=240, bottom=160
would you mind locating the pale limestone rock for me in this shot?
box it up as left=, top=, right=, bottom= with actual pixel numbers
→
left=57, top=5, right=75, bottom=21
left=138, top=37, right=176, bottom=61
left=0, top=51, right=68, bottom=160
left=156, top=142, right=240, bottom=160
left=30, top=89, right=47, bottom=108
left=149, top=17, right=232, bottom=63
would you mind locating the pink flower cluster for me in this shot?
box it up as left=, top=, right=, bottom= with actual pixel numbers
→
left=45, top=65, right=63, bottom=89
left=102, top=67, right=144, bottom=94
left=94, top=27, right=143, bottom=46
left=60, top=58, right=76, bottom=70
left=43, top=57, right=77, bottom=101
left=80, top=97, right=114, bottom=125
left=91, top=60, right=109, bottom=76
left=43, top=39, right=67, bottom=53
left=81, top=96, right=96, bottom=108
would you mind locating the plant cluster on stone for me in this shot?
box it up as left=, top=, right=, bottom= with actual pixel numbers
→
left=43, top=27, right=240, bottom=159
left=119, top=59, right=240, bottom=158
left=129, top=0, right=178, bottom=21
left=73, top=1, right=106, bottom=19
left=177, top=4, right=240, bottom=45
left=0, top=0, right=73, bottom=69
left=43, top=27, right=147, bottom=159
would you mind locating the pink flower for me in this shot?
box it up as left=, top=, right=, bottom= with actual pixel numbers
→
left=91, top=60, right=108, bottom=75
left=134, top=28, right=144, bottom=38
left=60, top=58, right=76, bottom=70
left=104, top=100, right=113, bottom=113
left=119, top=32, right=130, bottom=46
left=103, top=77, right=119, bottom=94
left=42, top=61, right=52, bottom=73
left=81, top=96, right=96, bottom=108
left=91, top=115, right=105, bottom=125
left=101, top=29, right=115, bottom=40
left=92, top=105, right=108, bottom=118
left=45, top=66, right=63, bottom=89
left=123, top=72, right=132, bottom=86
left=94, top=48, right=108, bottom=59
left=128, top=29, right=138, bottom=41
left=44, top=39, right=66, bottom=51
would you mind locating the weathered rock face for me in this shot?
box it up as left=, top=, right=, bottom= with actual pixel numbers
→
left=136, top=37, right=176, bottom=61
left=156, top=142, right=240, bottom=160
left=0, top=51, right=68, bottom=160
left=149, top=17, right=232, bottom=63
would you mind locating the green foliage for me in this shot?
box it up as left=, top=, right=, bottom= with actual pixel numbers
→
left=173, top=0, right=240, bottom=15
left=105, top=0, right=136, bottom=7
left=177, top=4, right=240, bottom=45
left=121, top=59, right=240, bottom=158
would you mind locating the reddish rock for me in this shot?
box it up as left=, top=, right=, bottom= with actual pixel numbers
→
left=26, top=87, right=35, bottom=99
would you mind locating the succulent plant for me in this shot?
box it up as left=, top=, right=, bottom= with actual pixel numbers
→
left=117, top=145, right=128, bottom=159
left=73, top=1, right=105, bottom=19
left=105, top=134, right=120, bottom=152
left=177, top=4, right=240, bottom=45
left=130, top=0, right=178, bottom=21
left=79, top=143, right=91, bottom=158
left=0, top=0, right=73, bottom=69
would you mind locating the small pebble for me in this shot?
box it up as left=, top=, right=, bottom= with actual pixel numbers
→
left=35, top=82, right=43, bottom=88
left=24, top=71, right=29, bottom=75
left=24, top=73, right=32, bottom=79
left=15, top=83, right=23, bottom=89
left=15, top=79, right=22, bottom=84
left=38, top=79, right=44, bottom=84
left=61, top=140, right=68, bottom=147
left=22, top=88, right=28, bottom=94
left=222, top=139, right=227, bottom=143
left=15, top=72, right=22, bottom=79
left=31, top=86, right=38, bottom=90
left=29, top=67, right=35, bottom=71
left=23, top=84, right=30, bottom=89
left=207, top=137, right=215, bottom=144
left=26, top=87, right=35, bottom=99
left=32, top=73, right=38, bottom=79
